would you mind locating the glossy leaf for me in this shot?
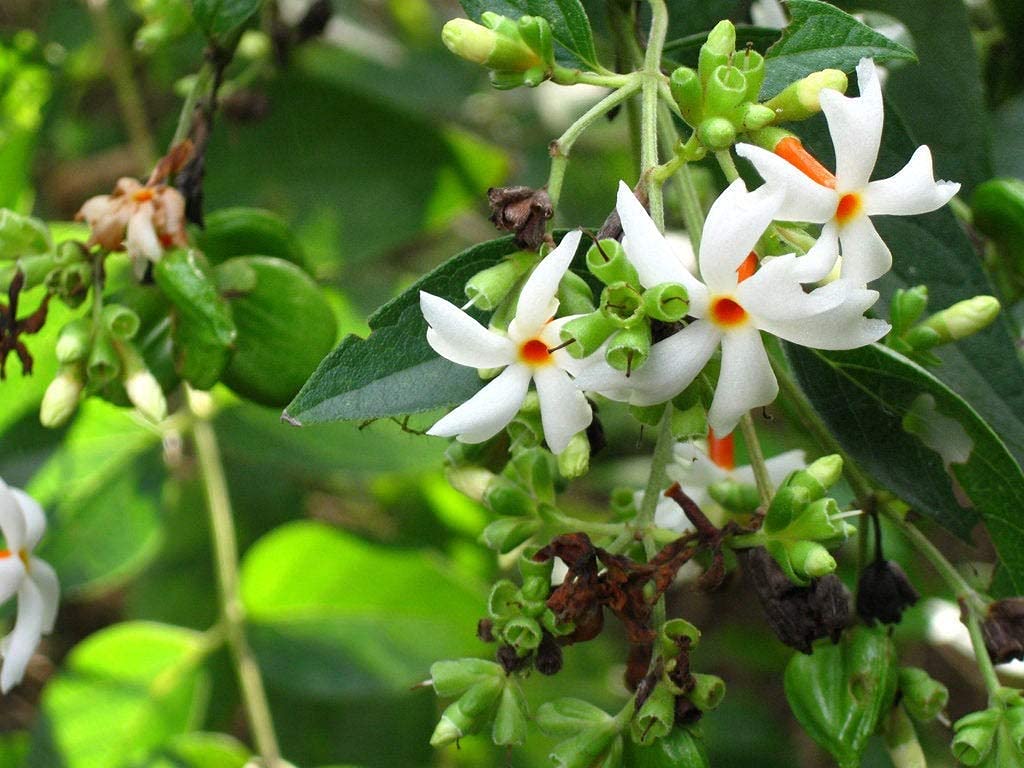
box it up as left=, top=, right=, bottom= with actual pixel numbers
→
left=283, top=236, right=520, bottom=424
left=786, top=342, right=1024, bottom=592
left=459, top=0, right=600, bottom=69
left=30, top=622, right=210, bottom=768
left=762, top=0, right=916, bottom=97
left=191, top=0, right=260, bottom=40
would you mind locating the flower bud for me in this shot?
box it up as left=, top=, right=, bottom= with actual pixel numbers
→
left=764, top=484, right=811, bottom=533
left=442, top=15, right=541, bottom=72
left=891, top=286, right=929, bottom=336
left=586, top=239, right=638, bottom=287
left=537, top=698, right=614, bottom=737
left=698, top=21, right=735, bottom=84
left=765, top=69, right=847, bottom=122
left=642, top=283, right=689, bottom=322
left=605, top=324, right=651, bottom=373
left=465, top=258, right=531, bottom=311
left=484, top=475, right=535, bottom=517
left=788, top=540, right=837, bottom=580
left=87, top=330, right=121, bottom=386
left=517, top=15, right=554, bottom=66
left=737, top=102, right=776, bottom=130
left=481, top=516, right=540, bottom=553
left=600, top=282, right=645, bottom=328
left=951, top=709, right=1001, bottom=766
left=430, top=676, right=505, bottom=747
left=982, top=598, right=1024, bottom=663
left=787, top=454, right=843, bottom=499
left=856, top=560, right=919, bottom=626
left=697, top=117, right=736, bottom=150
left=737, top=48, right=765, bottom=101
left=689, top=673, right=726, bottom=711
left=560, top=311, right=617, bottom=358
left=558, top=269, right=596, bottom=316
left=55, top=318, right=91, bottom=364
left=669, top=67, right=703, bottom=127
left=120, top=344, right=167, bottom=422
left=558, top=432, right=590, bottom=479
left=493, top=683, right=528, bottom=746
left=445, top=466, right=494, bottom=502
left=707, top=479, right=761, bottom=514
left=631, top=682, right=675, bottom=745
left=916, top=296, right=1001, bottom=345
left=430, top=658, right=503, bottom=697
left=101, top=303, right=141, bottom=341
left=40, top=365, right=84, bottom=428
left=898, top=667, right=948, bottom=723
left=704, top=65, right=747, bottom=116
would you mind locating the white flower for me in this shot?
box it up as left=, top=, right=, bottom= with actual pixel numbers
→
left=421, top=231, right=593, bottom=454
left=573, top=180, right=889, bottom=435
left=0, top=479, right=59, bottom=693
left=736, top=58, right=960, bottom=286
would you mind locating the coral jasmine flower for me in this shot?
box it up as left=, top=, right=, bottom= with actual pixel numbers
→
left=420, top=230, right=593, bottom=454
left=573, top=180, right=889, bottom=434
left=0, top=479, right=59, bottom=693
left=736, top=58, right=960, bottom=285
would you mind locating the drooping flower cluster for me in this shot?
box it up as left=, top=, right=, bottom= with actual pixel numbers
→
left=0, top=479, right=59, bottom=693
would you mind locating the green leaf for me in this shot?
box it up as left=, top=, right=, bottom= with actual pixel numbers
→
left=193, top=207, right=306, bottom=268
left=283, top=236, right=520, bottom=424
left=0, top=209, right=50, bottom=260
left=30, top=622, right=210, bottom=768
left=239, top=521, right=486, bottom=699
left=191, top=0, right=260, bottom=40
left=785, top=342, right=1024, bottom=592
left=153, top=250, right=237, bottom=390
left=459, top=0, right=600, bottom=69
left=124, top=733, right=250, bottom=768
left=762, top=0, right=916, bottom=97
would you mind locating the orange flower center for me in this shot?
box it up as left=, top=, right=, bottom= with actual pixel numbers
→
left=132, top=187, right=155, bottom=203
left=0, top=549, right=29, bottom=568
left=519, top=339, right=552, bottom=366
left=708, top=428, right=735, bottom=470
left=710, top=296, right=748, bottom=328
left=834, top=193, right=863, bottom=225
left=775, top=137, right=837, bottom=189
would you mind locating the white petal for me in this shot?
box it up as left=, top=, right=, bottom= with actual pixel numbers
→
left=420, top=292, right=515, bottom=369
left=126, top=203, right=162, bottom=261
left=616, top=182, right=709, bottom=306
left=427, top=364, right=531, bottom=444
left=575, top=321, right=721, bottom=406
left=511, top=230, right=582, bottom=338
left=698, top=180, right=782, bottom=293
left=735, top=143, right=838, bottom=223
left=1, top=578, right=44, bottom=693
left=756, top=281, right=890, bottom=349
left=821, top=58, right=884, bottom=191
left=669, top=443, right=728, bottom=489
left=0, top=558, right=25, bottom=606
left=738, top=253, right=849, bottom=323
left=541, top=316, right=596, bottom=377
left=28, top=559, right=59, bottom=634
left=654, top=496, right=693, bottom=533
left=838, top=216, right=892, bottom=285
left=0, top=480, right=26, bottom=555
left=790, top=222, right=841, bottom=284
left=11, top=489, right=45, bottom=552
left=534, top=367, right=593, bottom=454
left=865, top=146, right=961, bottom=216
left=708, top=328, right=778, bottom=435
left=730, top=448, right=806, bottom=487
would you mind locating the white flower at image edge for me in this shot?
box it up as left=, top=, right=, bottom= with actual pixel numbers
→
left=420, top=230, right=592, bottom=454
left=0, top=479, right=59, bottom=693
left=736, top=58, right=960, bottom=286
left=574, top=180, right=890, bottom=435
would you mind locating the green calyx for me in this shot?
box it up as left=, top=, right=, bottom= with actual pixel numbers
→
left=631, top=683, right=675, bottom=745
left=605, top=323, right=652, bottom=373
left=465, top=252, right=534, bottom=311
left=441, top=13, right=554, bottom=89
left=586, top=239, right=639, bottom=287
left=764, top=69, right=848, bottom=122
left=560, top=311, right=618, bottom=359
left=600, top=282, right=645, bottom=328
left=642, top=283, right=689, bottom=322
left=898, top=667, right=949, bottom=723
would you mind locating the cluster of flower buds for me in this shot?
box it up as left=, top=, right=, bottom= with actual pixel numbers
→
left=952, top=688, right=1024, bottom=767
left=886, top=285, right=1001, bottom=365
left=428, top=658, right=530, bottom=748
left=41, top=301, right=166, bottom=427
left=476, top=445, right=558, bottom=552
left=441, top=12, right=555, bottom=89
left=669, top=21, right=845, bottom=152
left=536, top=698, right=632, bottom=768
left=730, top=455, right=853, bottom=584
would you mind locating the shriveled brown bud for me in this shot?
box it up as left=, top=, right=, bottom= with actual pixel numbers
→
left=535, top=630, right=563, bottom=676
left=496, top=644, right=531, bottom=673
left=487, top=186, right=553, bottom=249
left=856, top=559, right=919, bottom=625
left=477, top=618, right=495, bottom=643
left=740, top=547, right=851, bottom=654
left=982, top=598, right=1024, bottom=664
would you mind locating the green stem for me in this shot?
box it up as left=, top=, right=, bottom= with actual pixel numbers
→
left=547, top=78, right=642, bottom=210
left=553, top=67, right=633, bottom=88
left=172, top=61, right=215, bottom=146
left=640, top=0, right=670, bottom=229
left=638, top=404, right=675, bottom=643
left=656, top=109, right=704, bottom=250
left=739, top=412, right=773, bottom=506
left=965, top=605, right=1002, bottom=704
left=189, top=393, right=283, bottom=768
left=715, top=149, right=740, bottom=182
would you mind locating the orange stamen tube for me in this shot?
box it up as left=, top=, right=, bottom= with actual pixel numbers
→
left=707, top=428, right=735, bottom=470
left=737, top=252, right=758, bottom=282
left=774, top=136, right=836, bottom=188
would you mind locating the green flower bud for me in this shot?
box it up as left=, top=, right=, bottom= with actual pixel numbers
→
left=707, top=480, right=761, bottom=514
left=689, top=673, right=726, bottom=711
left=55, top=318, right=91, bottom=364
left=517, top=15, right=554, bottom=67
left=87, top=330, right=121, bottom=386
left=697, top=117, right=736, bottom=150
left=558, top=269, right=596, bottom=315
left=430, top=675, right=505, bottom=747
left=898, top=667, right=948, bottom=723
left=1004, top=705, right=1024, bottom=752
left=765, top=69, right=847, bottom=122
left=737, top=102, right=776, bottom=131
left=558, top=432, right=591, bottom=479
left=631, top=683, right=676, bottom=745
left=901, top=325, right=943, bottom=351
left=806, top=454, right=844, bottom=492
left=737, top=48, right=765, bottom=101
left=550, top=728, right=621, bottom=768
left=916, top=295, right=1001, bottom=344
left=952, top=709, right=1001, bottom=766
left=605, top=324, right=652, bottom=374
left=484, top=475, right=535, bottom=517
left=704, top=65, right=747, bottom=116
left=430, top=658, right=503, bottom=697
left=465, top=257, right=531, bottom=311
left=442, top=14, right=541, bottom=72
left=481, top=516, right=539, bottom=553
left=502, top=615, right=542, bottom=653
left=891, top=286, right=929, bottom=336
left=586, top=239, right=639, bottom=287
left=560, top=311, right=617, bottom=359
left=764, top=484, right=811, bottom=533
left=698, top=21, right=735, bottom=84
left=40, top=364, right=84, bottom=428
left=101, top=303, right=140, bottom=341
left=493, top=683, right=529, bottom=746
left=600, top=282, right=645, bottom=328
left=669, top=67, right=703, bottom=127
left=642, top=283, right=689, bottom=322
left=789, top=540, right=837, bottom=580
left=537, top=698, right=615, bottom=736
left=445, top=466, right=494, bottom=502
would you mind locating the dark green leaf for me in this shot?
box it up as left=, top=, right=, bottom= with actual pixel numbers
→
left=191, top=0, right=260, bottom=40
left=283, top=236, right=521, bottom=424
left=785, top=342, right=1024, bottom=592
left=193, top=207, right=306, bottom=268
left=762, top=0, right=916, bottom=98
left=459, top=0, right=600, bottom=69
